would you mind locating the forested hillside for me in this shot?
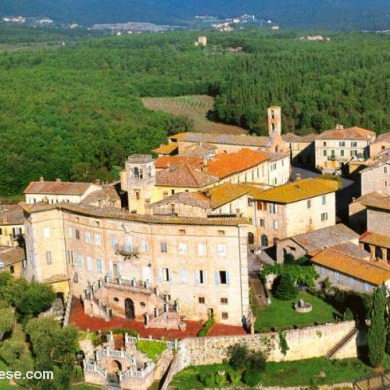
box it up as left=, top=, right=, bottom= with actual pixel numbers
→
left=1, top=0, right=390, bottom=30
left=1, top=28, right=390, bottom=196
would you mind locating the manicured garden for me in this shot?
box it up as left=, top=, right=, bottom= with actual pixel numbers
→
left=252, top=291, right=341, bottom=332
left=170, top=356, right=390, bottom=389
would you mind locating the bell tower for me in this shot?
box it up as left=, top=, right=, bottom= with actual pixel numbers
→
left=268, top=106, right=282, bottom=136
left=120, top=155, right=155, bottom=214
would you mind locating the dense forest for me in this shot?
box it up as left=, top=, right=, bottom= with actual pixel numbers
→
left=1, top=0, right=390, bottom=30
left=1, top=27, right=390, bottom=196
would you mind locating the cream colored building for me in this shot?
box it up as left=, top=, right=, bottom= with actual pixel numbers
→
left=21, top=201, right=250, bottom=325
left=253, top=178, right=338, bottom=247
left=0, top=205, right=24, bottom=247
left=24, top=177, right=102, bottom=204
left=369, top=133, right=390, bottom=158
left=314, top=126, right=376, bottom=172
left=361, top=150, right=390, bottom=197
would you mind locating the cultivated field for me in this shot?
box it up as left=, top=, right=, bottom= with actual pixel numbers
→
left=142, top=95, right=246, bottom=135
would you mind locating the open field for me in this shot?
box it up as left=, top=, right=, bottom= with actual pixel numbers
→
left=142, top=95, right=246, bottom=135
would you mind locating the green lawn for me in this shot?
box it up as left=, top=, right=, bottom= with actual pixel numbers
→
left=253, top=291, right=341, bottom=332
left=136, top=340, right=167, bottom=363
left=170, top=357, right=389, bottom=389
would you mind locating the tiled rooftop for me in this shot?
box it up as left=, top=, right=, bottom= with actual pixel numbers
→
left=152, top=192, right=211, bottom=210
left=360, top=231, right=390, bottom=249
left=19, top=201, right=249, bottom=226
left=209, top=183, right=251, bottom=209
left=156, top=163, right=218, bottom=188
left=373, top=132, right=390, bottom=144
left=288, top=223, right=359, bottom=253
left=254, top=178, right=338, bottom=203
left=0, top=247, right=25, bottom=265
left=24, top=179, right=96, bottom=195
left=205, top=149, right=269, bottom=179
left=360, top=196, right=390, bottom=212
left=152, top=143, right=178, bottom=155
left=170, top=132, right=269, bottom=147
left=0, top=204, right=24, bottom=225
left=311, top=246, right=390, bottom=286
left=316, top=126, right=375, bottom=140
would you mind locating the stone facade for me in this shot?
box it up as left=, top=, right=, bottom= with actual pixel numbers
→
left=255, top=192, right=336, bottom=247
left=161, top=321, right=360, bottom=390
left=22, top=203, right=250, bottom=325
left=361, top=162, right=390, bottom=196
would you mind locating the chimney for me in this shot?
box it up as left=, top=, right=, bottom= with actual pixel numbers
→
left=295, top=173, right=301, bottom=181
left=56, top=178, right=61, bottom=182
left=39, top=176, right=44, bottom=182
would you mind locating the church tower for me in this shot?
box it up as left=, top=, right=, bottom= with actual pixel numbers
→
left=120, top=155, right=156, bottom=214
left=268, top=106, right=282, bottom=136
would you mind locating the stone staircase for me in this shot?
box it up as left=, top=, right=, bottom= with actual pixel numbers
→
left=82, top=275, right=182, bottom=328
left=325, top=327, right=358, bottom=359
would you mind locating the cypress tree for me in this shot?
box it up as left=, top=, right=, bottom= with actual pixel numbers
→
left=367, top=288, right=386, bottom=367
left=274, top=274, right=298, bottom=301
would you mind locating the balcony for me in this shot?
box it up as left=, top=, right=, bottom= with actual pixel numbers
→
left=115, top=245, right=139, bottom=259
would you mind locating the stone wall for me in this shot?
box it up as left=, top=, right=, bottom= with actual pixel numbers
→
left=161, top=321, right=359, bottom=389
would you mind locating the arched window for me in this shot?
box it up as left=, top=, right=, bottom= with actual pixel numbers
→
left=248, top=232, right=254, bottom=245
left=133, top=167, right=139, bottom=179
left=261, top=235, right=268, bottom=247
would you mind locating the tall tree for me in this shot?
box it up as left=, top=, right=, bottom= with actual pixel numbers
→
left=367, top=288, right=386, bottom=367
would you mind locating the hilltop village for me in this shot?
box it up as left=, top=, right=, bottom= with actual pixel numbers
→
left=2, top=106, right=390, bottom=388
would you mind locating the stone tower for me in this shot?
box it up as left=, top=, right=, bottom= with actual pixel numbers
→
left=268, top=106, right=282, bottom=136
left=120, top=155, right=155, bottom=214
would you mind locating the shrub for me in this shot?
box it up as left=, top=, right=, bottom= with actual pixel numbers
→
left=197, top=314, right=215, bottom=337
left=204, top=373, right=216, bottom=387
left=228, top=344, right=249, bottom=371
left=215, top=372, right=227, bottom=387
left=284, top=253, right=295, bottom=264
left=274, top=274, right=298, bottom=301
left=136, top=340, right=167, bottom=362
left=228, top=370, right=242, bottom=384
left=243, top=368, right=262, bottom=386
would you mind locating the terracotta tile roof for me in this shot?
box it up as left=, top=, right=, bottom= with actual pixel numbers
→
left=209, top=183, right=250, bottom=209
left=156, top=163, right=218, bottom=188
left=360, top=196, right=390, bottom=211
left=152, top=192, right=211, bottom=210
left=0, top=247, right=25, bottom=265
left=0, top=205, right=24, bottom=225
left=360, top=231, right=390, bottom=249
left=19, top=202, right=249, bottom=226
left=152, top=143, right=178, bottom=155
left=373, top=132, right=390, bottom=144
left=316, top=126, right=376, bottom=140
left=24, top=179, right=96, bottom=195
left=80, top=186, right=121, bottom=207
left=352, top=192, right=384, bottom=204
left=181, top=143, right=217, bottom=157
left=205, top=149, right=269, bottom=179
left=155, top=156, right=202, bottom=170
left=311, top=246, right=390, bottom=286
left=170, top=132, right=269, bottom=147
left=289, top=223, right=359, bottom=253
left=254, top=178, right=338, bottom=203
left=236, top=183, right=269, bottom=198
left=283, top=133, right=316, bottom=143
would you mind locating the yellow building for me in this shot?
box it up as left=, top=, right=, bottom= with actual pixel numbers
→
left=0, top=205, right=24, bottom=247
left=253, top=178, right=338, bottom=246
